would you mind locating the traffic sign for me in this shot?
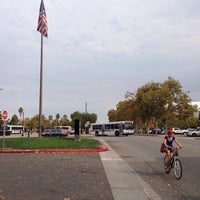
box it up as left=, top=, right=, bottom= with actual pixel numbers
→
left=1, top=110, right=8, bottom=121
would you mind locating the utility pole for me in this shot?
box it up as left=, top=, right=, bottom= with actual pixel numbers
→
left=85, top=102, right=87, bottom=114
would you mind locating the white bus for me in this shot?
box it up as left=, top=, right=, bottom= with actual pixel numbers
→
left=7, top=125, right=24, bottom=134
left=90, top=121, right=134, bottom=136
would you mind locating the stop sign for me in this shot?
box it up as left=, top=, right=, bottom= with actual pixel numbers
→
left=1, top=110, right=8, bottom=121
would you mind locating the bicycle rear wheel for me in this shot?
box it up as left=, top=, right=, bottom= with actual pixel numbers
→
left=173, top=158, right=182, bottom=180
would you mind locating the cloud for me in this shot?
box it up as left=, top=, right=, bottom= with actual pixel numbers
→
left=0, top=0, right=200, bottom=121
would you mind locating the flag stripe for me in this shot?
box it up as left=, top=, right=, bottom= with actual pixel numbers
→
left=37, top=0, right=48, bottom=38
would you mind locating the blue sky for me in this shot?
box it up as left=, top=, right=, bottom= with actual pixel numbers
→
left=0, top=0, right=200, bottom=122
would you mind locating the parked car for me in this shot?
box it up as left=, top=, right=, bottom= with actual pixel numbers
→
left=186, top=128, right=196, bottom=133
left=42, top=128, right=68, bottom=137
left=54, top=126, right=73, bottom=134
left=172, top=127, right=188, bottom=134
left=149, top=128, right=165, bottom=134
left=186, top=128, right=200, bottom=137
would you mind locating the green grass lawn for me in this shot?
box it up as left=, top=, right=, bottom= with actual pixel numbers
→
left=0, top=138, right=100, bottom=150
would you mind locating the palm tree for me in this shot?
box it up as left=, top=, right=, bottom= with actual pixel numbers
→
left=56, top=113, right=60, bottom=126
left=49, top=115, right=53, bottom=128
left=62, top=114, right=68, bottom=125
left=18, top=107, right=23, bottom=124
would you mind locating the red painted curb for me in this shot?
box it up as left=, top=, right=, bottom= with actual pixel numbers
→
left=0, top=148, right=108, bottom=154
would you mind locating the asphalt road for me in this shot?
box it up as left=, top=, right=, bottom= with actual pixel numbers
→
left=0, top=153, right=114, bottom=200
left=103, top=134, right=200, bottom=200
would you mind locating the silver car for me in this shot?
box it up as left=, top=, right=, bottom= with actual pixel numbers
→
left=186, top=128, right=200, bottom=137
left=42, top=128, right=68, bottom=137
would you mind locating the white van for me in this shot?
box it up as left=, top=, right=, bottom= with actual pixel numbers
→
left=55, top=126, right=72, bottom=134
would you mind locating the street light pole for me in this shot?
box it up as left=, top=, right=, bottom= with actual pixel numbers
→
left=85, top=102, right=87, bottom=114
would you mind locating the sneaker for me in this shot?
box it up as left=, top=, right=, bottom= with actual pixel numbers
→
left=165, top=166, right=170, bottom=174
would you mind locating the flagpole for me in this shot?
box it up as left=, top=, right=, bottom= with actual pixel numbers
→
left=39, top=33, right=43, bottom=138
left=37, top=0, right=47, bottom=137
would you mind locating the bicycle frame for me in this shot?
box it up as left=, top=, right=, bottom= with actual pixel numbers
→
left=170, top=148, right=178, bottom=167
left=164, top=147, right=182, bottom=180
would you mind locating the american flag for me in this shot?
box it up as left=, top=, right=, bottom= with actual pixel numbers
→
left=37, top=0, right=48, bottom=38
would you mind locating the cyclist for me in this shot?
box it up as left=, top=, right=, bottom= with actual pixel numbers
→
left=163, top=129, right=183, bottom=173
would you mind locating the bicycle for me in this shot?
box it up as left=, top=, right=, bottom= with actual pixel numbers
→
left=164, top=147, right=182, bottom=180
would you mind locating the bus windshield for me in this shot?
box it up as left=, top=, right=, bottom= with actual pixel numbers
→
left=124, top=123, right=134, bottom=130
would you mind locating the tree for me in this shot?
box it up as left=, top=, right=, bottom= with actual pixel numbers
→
left=134, top=81, right=165, bottom=131
left=70, top=111, right=97, bottom=129
left=82, top=113, right=97, bottom=128
left=134, top=77, right=197, bottom=129
left=61, top=114, right=70, bottom=126
left=56, top=113, right=60, bottom=126
left=70, top=111, right=82, bottom=127
left=0, top=114, right=2, bottom=127
left=31, top=114, right=46, bottom=132
left=161, top=77, right=196, bottom=128
left=108, top=77, right=197, bottom=131
left=25, top=118, right=34, bottom=133
left=18, top=107, right=23, bottom=122
left=48, top=115, right=53, bottom=128
left=107, top=109, right=118, bottom=122
left=9, top=114, right=19, bottom=125
left=108, top=99, right=135, bottom=121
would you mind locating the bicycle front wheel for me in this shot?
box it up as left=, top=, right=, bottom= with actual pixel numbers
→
left=173, top=159, right=182, bottom=180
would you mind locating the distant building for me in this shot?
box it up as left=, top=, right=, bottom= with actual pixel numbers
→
left=191, top=101, right=200, bottom=119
